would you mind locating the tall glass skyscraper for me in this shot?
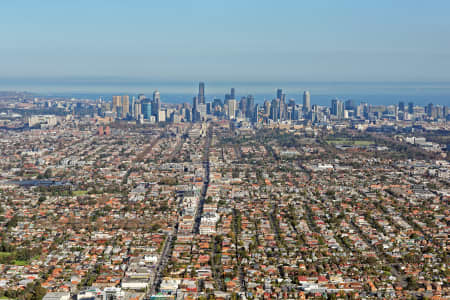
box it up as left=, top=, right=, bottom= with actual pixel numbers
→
left=142, top=99, right=152, bottom=119
left=303, top=91, right=310, bottom=112
left=198, top=82, right=205, bottom=104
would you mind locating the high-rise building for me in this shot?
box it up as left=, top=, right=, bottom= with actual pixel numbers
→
left=270, top=98, right=280, bottom=121
left=264, top=100, right=271, bottom=115
left=122, top=95, right=130, bottom=118
left=253, top=104, right=260, bottom=122
left=398, top=101, right=405, bottom=112
left=198, top=82, right=205, bottom=104
left=303, top=91, right=310, bottom=112
left=246, top=95, right=254, bottom=119
left=230, top=88, right=235, bottom=100
left=239, top=97, right=247, bottom=116
left=130, top=96, right=136, bottom=117
left=197, top=103, right=207, bottom=120
left=212, top=98, right=222, bottom=109
left=408, top=102, right=414, bottom=114
left=426, top=103, right=434, bottom=117
left=192, top=96, right=199, bottom=122
left=142, top=99, right=152, bottom=120
left=151, top=90, right=161, bottom=121
left=134, top=100, right=141, bottom=119
left=112, top=96, right=122, bottom=113
left=276, top=89, right=286, bottom=120
left=331, top=99, right=344, bottom=119
left=276, top=89, right=283, bottom=101
left=228, top=99, right=237, bottom=119
left=344, top=99, right=355, bottom=112
left=153, top=90, right=160, bottom=104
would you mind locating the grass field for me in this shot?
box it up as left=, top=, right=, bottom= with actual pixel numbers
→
left=13, top=260, right=28, bottom=266
left=326, top=138, right=374, bottom=146
left=73, top=190, right=88, bottom=196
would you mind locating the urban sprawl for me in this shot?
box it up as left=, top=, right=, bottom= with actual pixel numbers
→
left=0, top=83, right=449, bottom=300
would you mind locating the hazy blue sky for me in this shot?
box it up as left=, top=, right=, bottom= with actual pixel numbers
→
left=1, top=0, right=450, bottom=82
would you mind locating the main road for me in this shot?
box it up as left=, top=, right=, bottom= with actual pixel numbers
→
left=193, top=123, right=212, bottom=234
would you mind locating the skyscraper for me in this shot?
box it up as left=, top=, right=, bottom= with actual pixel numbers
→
left=228, top=99, right=237, bottom=119
left=152, top=90, right=161, bottom=121
left=153, top=90, right=160, bottom=104
left=239, top=97, right=247, bottom=116
left=134, top=100, right=141, bottom=119
left=408, top=102, right=414, bottom=114
left=246, top=95, right=254, bottom=119
left=264, top=100, right=271, bottom=115
left=122, top=95, right=130, bottom=118
left=192, top=96, right=199, bottom=122
left=112, top=96, right=122, bottom=113
left=142, top=99, right=152, bottom=120
left=198, top=82, right=205, bottom=104
left=344, top=99, right=355, bottom=111
left=331, top=99, right=344, bottom=119
left=303, top=91, right=310, bottom=112
left=276, top=89, right=283, bottom=101
left=230, top=88, right=235, bottom=100
left=270, top=98, right=280, bottom=121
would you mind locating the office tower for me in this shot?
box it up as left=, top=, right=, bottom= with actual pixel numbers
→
left=192, top=96, right=199, bottom=122
left=253, top=104, right=260, bottom=122
left=303, top=91, right=311, bottom=112
left=212, top=98, right=222, bottom=109
left=246, top=95, right=254, bottom=119
left=228, top=99, right=237, bottom=119
left=151, top=90, right=161, bottom=121
left=134, top=100, right=141, bottom=119
left=270, top=98, right=280, bottom=121
left=331, top=99, right=344, bottom=119
left=339, top=101, right=344, bottom=119
left=288, top=99, right=296, bottom=108
left=275, top=89, right=285, bottom=120
left=198, top=82, right=205, bottom=104
left=158, top=110, right=166, bottom=122
left=142, top=99, right=152, bottom=119
left=153, top=90, right=161, bottom=112
left=193, top=96, right=198, bottom=111
left=122, top=95, right=129, bottom=118
left=138, top=94, right=146, bottom=101
left=198, top=104, right=207, bottom=120
left=398, top=101, right=405, bottom=112
left=264, top=100, right=271, bottom=115
left=230, top=88, right=235, bottom=100
left=344, top=99, right=355, bottom=112
left=206, top=102, right=212, bottom=115
left=426, top=103, right=434, bottom=117
left=130, top=96, right=135, bottom=117
left=112, top=96, right=122, bottom=113
left=153, top=90, right=160, bottom=104
left=408, top=102, right=414, bottom=114
left=239, top=97, right=247, bottom=116
left=276, top=89, right=283, bottom=101
left=293, top=107, right=301, bottom=120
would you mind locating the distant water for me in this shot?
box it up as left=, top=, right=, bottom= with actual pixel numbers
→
left=1, top=79, right=449, bottom=106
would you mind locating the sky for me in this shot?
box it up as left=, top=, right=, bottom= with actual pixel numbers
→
left=1, top=0, right=450, bottom=85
